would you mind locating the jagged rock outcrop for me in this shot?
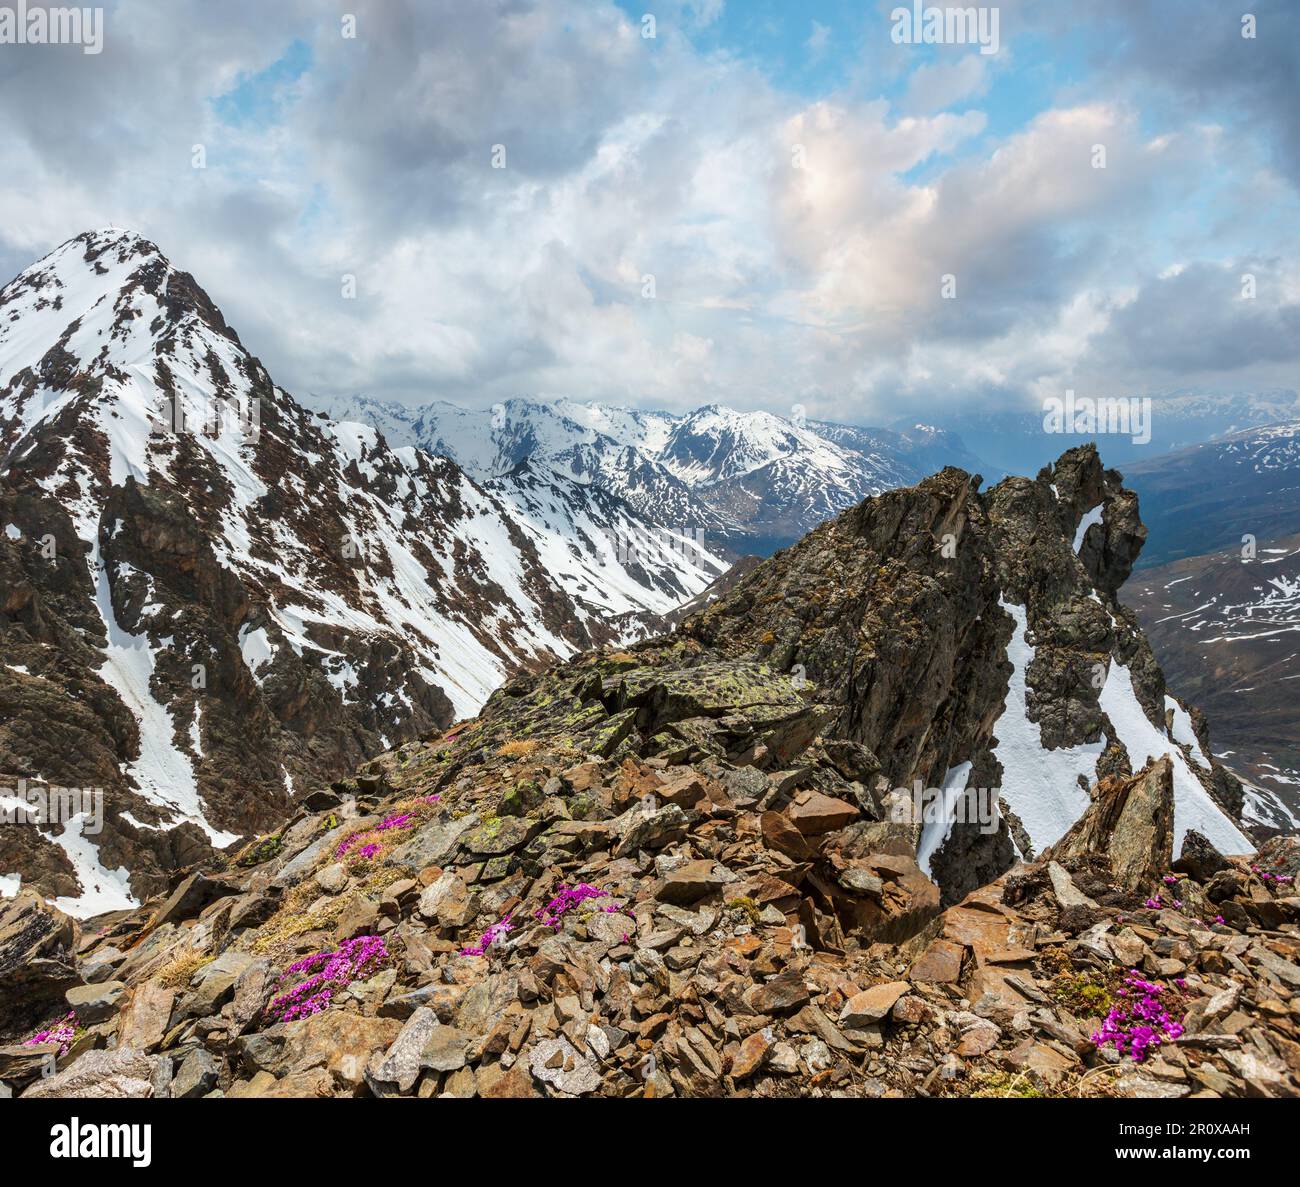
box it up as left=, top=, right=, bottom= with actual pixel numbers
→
left=1045, top=758, right=1174, bottom=893
left=680, top=444, right=1249, bottom=904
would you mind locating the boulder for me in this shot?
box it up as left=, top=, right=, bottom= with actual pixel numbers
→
left=1172, top=830, right=1230, bottom=884
left=838, top=982, right=909, bottom=1026
left=22, top=1047, right=164, bottom=1099
left=657, top=859, right=734, bottom=904
left=65, top=979, right=125, bottom=1023
left=0, top=892, right=78, bottom=1034
left=788, top=791, right=859, bottom=836
left=1045, top=758, right=1174, bottom=893
left=117, top=983, right=177, bottom=1052
left=173, top=1048, right=220, bottom=1098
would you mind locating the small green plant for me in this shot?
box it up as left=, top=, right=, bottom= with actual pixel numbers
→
left=725, top=896, right=762, bottom=926
left=1051, top=970, right=1114, bottom=1018
left=969, top=1070, right=1044, bottom=1099
left=235, top=835, right=283, bottom=867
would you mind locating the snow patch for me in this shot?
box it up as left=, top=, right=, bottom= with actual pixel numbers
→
left=990, top=601, right=1103, bottom=854
left=1073, top=503, right=1104, bottom=554
left=91, top=543, right=238, bottom=847
left=239, top=624, right=274, bottom=682
left=50, top=814, right=139, bottom=917
left=917, top=761, right=974, bottom=878
left=1099, top=663, right=1252, bottom=854
left=1164, top=695, right=1209, bottom=769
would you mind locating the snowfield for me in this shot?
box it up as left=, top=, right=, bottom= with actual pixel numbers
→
left=991, top=599, right=1251, bottom=858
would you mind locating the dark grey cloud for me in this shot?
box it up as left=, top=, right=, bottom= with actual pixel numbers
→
left=1092, top=260, right=1300, bottom=375
left=1026, top=0, right=1300, bottom=189
left=0, top=0, right=1296, bottom=422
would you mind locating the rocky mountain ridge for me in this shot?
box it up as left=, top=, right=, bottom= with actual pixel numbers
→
left=0, top=229, right=725, bottom=914
left=2, top=441, right=1294, bottom=1100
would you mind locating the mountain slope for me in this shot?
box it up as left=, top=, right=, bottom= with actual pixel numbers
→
left=5, top=441, right=1293, bottom=1103
left=1125, top=531, right=1300, bottom=831
left=1125, top=420, right=1300, bottom=568
left=681, top=444, right=1251, bottom=903
left=0, top=230, right=723, bottom=915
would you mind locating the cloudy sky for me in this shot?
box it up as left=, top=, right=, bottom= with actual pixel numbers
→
left=1, top=0, right=1297, bottom=423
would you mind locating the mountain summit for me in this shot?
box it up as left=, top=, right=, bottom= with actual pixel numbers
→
left=0, top=230, right=723, bottom=913
left=307, top=392, right=990, bottom=556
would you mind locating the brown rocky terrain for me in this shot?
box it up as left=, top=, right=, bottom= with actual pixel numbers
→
left=1, top=445, right=1293, bottom=1100
left=1, top=682, right=1295, bottom=1100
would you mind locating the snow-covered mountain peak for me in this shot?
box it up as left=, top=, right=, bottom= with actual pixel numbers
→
left=658, top=403, right=842, bottom=485
left=305, top=392, right=990, bottom=557
left=0, top=231, right=727, bottom=916
left=1, top=229, right=170, bottom=388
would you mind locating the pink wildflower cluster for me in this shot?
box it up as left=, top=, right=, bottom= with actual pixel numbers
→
left=459, top=882, right=634, bottom=958
left=335, top=810, right=419, bottom=861
left=459, top=910, right=516, bottom=957
left=25, top=1011, right=77, bottom=1056
left=265, top=935, right=389, bottom=1022
left=1250, top=864, right=1294, bottom=886
left=534, top=882, right=626, bottom=930
left=1092, top=970, right=1185, bottom=1062
left=1143, top=892, right=1183, bottom=909
left=1163, top=874, right=1179, bottom=885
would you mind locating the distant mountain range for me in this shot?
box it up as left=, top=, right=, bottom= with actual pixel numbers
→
left=1123, top=420, right=1300, bottom=568
left=308, top=393, right=988, bottom=557
left=938, top=391, right=1300, bottom=478
left=1125, top=531, right=1300, bottom=831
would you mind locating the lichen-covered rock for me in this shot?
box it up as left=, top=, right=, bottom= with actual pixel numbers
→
left=1046, top=758, right=1174, bottom=893
left=0, top=892, right=78, bottom=1035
